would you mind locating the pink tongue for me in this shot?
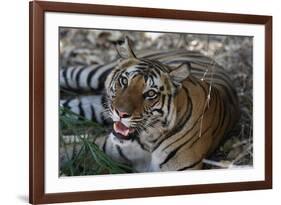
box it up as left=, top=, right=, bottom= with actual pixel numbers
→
left=114, top=122, right=130, bottom=136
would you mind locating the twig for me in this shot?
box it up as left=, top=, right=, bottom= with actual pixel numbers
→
left=232, top=139, right=252, bottom=148
left=203, top=159, right=235, bottom=168
left=203, top=159, right=252, bottom=169
left=231, top=144, right=253, bottom=165
left=198, top=37, right=227, bottom=139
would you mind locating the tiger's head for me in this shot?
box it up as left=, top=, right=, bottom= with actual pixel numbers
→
left=105, top=37, right=190, bottom=141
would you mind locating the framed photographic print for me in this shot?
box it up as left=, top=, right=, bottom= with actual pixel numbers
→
left=29, top=1, right=272, bottom=204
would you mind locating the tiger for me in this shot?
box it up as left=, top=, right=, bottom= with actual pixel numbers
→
left=60, top=37, right=240, bottom=172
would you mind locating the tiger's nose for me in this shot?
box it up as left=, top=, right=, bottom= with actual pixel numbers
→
left=116, top=109, right=131, bottom=118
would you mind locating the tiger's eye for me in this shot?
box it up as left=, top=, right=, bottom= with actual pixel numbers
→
left=119, top=76, right=128, bottom=86
left=145, top=90, right=158, bottom=99
left=148, top=90, right=156, bottom=97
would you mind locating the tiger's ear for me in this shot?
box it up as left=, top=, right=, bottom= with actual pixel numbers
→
left=116, top=36, right=137, bottom=59
left=169, top=63, right=191, bottom=84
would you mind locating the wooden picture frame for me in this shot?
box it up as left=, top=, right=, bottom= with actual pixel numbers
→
left=29, top=1, right=272, bottom=204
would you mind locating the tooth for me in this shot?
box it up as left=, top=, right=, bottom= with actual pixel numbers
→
left=124, top=129, right=129, bottom=136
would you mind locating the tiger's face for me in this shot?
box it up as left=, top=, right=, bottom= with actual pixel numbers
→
left=105, top=37, right=190, bottom=141
left=105, top=59, right=176, bottom=140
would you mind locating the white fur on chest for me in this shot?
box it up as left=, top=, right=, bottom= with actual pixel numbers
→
left=106, top=133, right=152, bottom=172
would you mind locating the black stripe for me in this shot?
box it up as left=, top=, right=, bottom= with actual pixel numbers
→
left=166, top=59, right=213, bottom=67
left=153, top=87, right=192, bottom=151
left=150, top=76, right=155, bottom=85
left=62, top=69, right=70, bottom=88
left=150, top=85, right=159, bottom=89
left=86, top=66, right=101, bottom=90
left=97, top=67, right=113, bottom=91
left=128, top=70, right=143, bottom=79
left=78, top=102, right=85, bottom=119
left=197, top=80, right=208, bottom=98
left=140, top=59, right=166, bottom=73
left=148, top=137, right=158, bottom=144
left=150, top=70, right=158, bottom=78
left=137, top=62, right=148, bottom=67
left=109, top=70, right=121, bottom=91
left=101, top=113, right=110, bottom=126
left=169, top=88, right=218, bottom=153
left=223, top=107, right=231, bottom=133
left=163, top=109, right=212, bottom=153
left=162, top=107, right=208, bottom=152
left=163, top=94, right=172, bottom=126
left=191, top=68, right=230, bottom=80
left=135, top=65, right=147, bottom=70
left=62, top=98, right=72, bottom=109
left=214, top=82, right=236, bottom=105
left=188, top=76, right=197, bottom=86
left=192, top=71, right=231, bottom=85
left=177, top=158, right=203, bottom=171
left=70, top=67, right=77, bottom=80
left=150, top=99, right=160, bottom=108
left=160, top=95, right=166, bottom=110
left=143, top=50, right=189, bottom=60
left=143, top=51, right=221, bottom=70
left=143, top=75, right=148, bottom=82
left=154, top=88, right=192, bottom=150
left=159, top=130, right=199, bottom=168
left=167, top=94, right=172, bottom=114
left=214, top=96, right=226, bottom=135
left=212, top=89, right=223, bottom=135
left=75, top=66, right=85, bottom=89
left=132, top=136, right=148, bottom=151
left=116, top=145, right=132, bottom=165
left=192, top=72, right=235, bottom=100
left=90, top=105, right=97, bottom=122
left=151, top=108, right=164, bottom=115
left=102, top=139, right=107, bottom=153
left=165, top=117, right=213, bottom=168
left=140, top=51, right=173, bottom=59
left=101, top=94, right=107, bottom=106
left=187, top=124, right=213, bottom=149
left=154, top=62, right=168, bottom=72
left=152, top=66, right=162, bottom=75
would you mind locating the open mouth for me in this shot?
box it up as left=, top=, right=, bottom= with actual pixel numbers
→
left=113, top=121, right=135, bottom=140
